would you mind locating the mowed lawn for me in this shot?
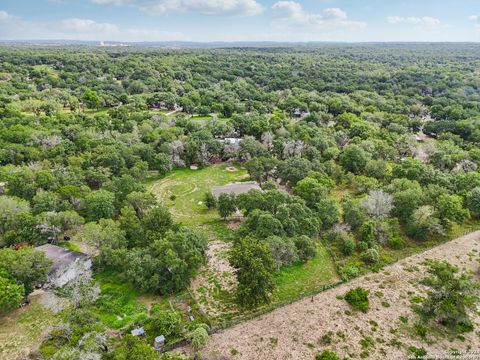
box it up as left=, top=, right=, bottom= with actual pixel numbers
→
left=147, top=164, right=340, bottom=323
left=148, top=163, right=248, bottom=227
left=272, top=243, right=339, bottom=305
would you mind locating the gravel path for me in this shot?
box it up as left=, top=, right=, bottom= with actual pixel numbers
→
left=200, top=231, right=480, bottom=360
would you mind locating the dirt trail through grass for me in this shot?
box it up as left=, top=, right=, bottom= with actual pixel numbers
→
left=200, top=231, right=480, bottom=360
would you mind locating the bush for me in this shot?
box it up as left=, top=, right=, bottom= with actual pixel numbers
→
left=387, top=236, right=406, bottom=249
left=187, top=324, right=209, bottom=349
left=345, top=287, right=369, bottom=313
left=361, top=248, right=379, bottom=264
left=315, top=350, right=339, bottom=360
left=340, top=234, right=356, bottom=256
left=339, top=262, right=361, bottom=281
left=294, top=235, right=317, bottom=262
left=203, top=192, right=217, bottom=209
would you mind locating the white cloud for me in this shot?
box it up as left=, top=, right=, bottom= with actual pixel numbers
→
left=387, top=16, right=441, bottom=26
left=469, top=15, right=479, bottom=22
left=0, top=10, right=18, bottom=22
left=92, top=0, right=132, bottom=4
left=91, top=0, right=263, bottom=16
left=322, top=8, right=347, bottom=20
left=0, top=12, right=188, bottom=41
left=61, top=18, right=118, bottom=32
left=271, top=2, right=365, bottom=31
left=0, top=11, right=10, bottom=21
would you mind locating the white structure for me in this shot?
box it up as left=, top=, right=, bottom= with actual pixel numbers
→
left=35, top=244, right=92, bottom=288
left=154, top=335, right=165, bottom=350
left=131, top=327, right=145, bottom=337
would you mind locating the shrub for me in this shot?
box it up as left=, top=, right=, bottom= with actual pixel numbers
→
left=340, top=234, right=356, bottom=256
left=418, top=260, right=479, bottom=333
left=294, top=235, right=317, bottom=262
left=203, top=192, right=217, bottom=209
left=339, top=262, right=361, bottom=281
left=187, top=325, right=209, bottom=349
left=345, top=287, right=369, bottom=312
left=387, top=236, right=406, bottom=249
left=315, top=350, right=340, bottom=360
left=361, top=248, right=379, bottom=264
left=408, top=346, right=427, bottom=358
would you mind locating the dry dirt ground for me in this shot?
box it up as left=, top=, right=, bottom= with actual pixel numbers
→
left=197, top=231, right=480, bottom=360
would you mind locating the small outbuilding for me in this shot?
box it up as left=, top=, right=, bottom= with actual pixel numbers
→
left=154, top=335, right=165, bottom=350
left=131, top=327, right=145, bottom=337
left=35, top=244, right=92, bottom=288
left=211, top=181, right=261, bottom=199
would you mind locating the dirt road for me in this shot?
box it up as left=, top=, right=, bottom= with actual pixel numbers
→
left=200, top=231, right=480, bottom=360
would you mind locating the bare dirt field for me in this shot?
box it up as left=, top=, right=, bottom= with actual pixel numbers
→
left=198, top=231, right=480, bottom=360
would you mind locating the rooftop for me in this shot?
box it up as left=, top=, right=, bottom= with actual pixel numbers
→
left=35, top=244, right=88, bottom=273
left=211, top=181, right=261, bottom=198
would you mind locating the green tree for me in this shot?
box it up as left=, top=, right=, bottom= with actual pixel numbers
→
left=0, top=276, right=24, bottom=313
left=82, top=88, right=101, bottom=109
left=277, top=157, right=312, bottom=185
left=294, top=235, right=317, bottom=261
left=84, top=190, right=116, bottom=221
left=230, top=237, right=275, bottom=308
left=0, top=248, right=51, bottom=297
left=266, top=236, right=299, bottom=270
left=0, top=196, right=31, bottom=236
left=466, top=187, right=480, bottom=218
left=418, top=261, right=480, bottom=333
left=217, top=192, right=236, bottom=220
left=435, top=194, right=470, bottom=228
left=340, top=144, right=370, bottom=174
left=203, top=191, right=217, bottom=209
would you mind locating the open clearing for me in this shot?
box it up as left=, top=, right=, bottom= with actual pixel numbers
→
left=148, top=165, right=340, bottom=323
left=199, top=231, right=480, bottom=360
left=148, top=163, right=248, bottom=227
left=0, top=292, right=62, bottom=360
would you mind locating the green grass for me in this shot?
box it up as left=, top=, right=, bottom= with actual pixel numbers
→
left=0, top=295, right=62, bottom=359
left=272, top=243, right=340, bottom=304
left=57, top=241, right=81, bottom=253
left=92, top=270, right=149, bottom=329
left=191, top=115, right=213, bottom=121
left=148, top=163, right=248, bottom=227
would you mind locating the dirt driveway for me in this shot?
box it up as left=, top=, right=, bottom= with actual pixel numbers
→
left=200, top=231, right=480, bottom=360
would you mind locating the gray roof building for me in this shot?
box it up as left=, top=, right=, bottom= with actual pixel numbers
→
left=211, top=181, right=261, bottom=199
left=35, top=244, right=92, bottom=288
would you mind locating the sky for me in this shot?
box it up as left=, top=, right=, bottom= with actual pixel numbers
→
left=0, top=0, right=479, bottom=42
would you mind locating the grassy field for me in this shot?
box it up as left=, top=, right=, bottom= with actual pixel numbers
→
left=147, top=164, right=341, bottom=324
left=148, top=163, right=248, bottom=226
left=272, top=243, right=339, bottom=304
left=0, top=293, right=62, bottom=360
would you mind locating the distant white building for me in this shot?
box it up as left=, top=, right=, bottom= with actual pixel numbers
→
left=35, top=244, right=92, bottom=288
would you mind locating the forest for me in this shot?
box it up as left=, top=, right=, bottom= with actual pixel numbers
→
left=1, top=43, right=480, bottom=359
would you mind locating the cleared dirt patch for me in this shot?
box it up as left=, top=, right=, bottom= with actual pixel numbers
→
left=197, top=231, right=480, bottom=360
left=191, top=240, right=238, bottom=319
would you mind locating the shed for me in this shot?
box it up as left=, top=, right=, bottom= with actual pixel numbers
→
left=35, top=244, right=92, bottom=288
left=131, top=327, right=145, bottom=337
left=211, top=181, right=261, bottom=199
left=154, top=335, right=165, bottom=350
